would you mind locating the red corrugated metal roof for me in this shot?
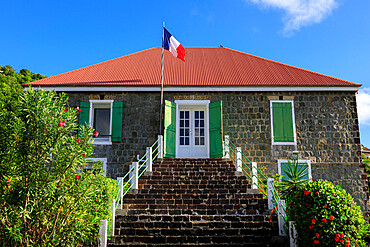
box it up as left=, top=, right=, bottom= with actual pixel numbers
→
left=27, top=47, right=360, bottom=87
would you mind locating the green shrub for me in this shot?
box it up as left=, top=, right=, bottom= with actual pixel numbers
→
left=286, top=180, right=368, bottom=247
left=0, top=89, right=118, bottom=246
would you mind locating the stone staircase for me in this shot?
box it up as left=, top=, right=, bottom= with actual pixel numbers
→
left=108, top=158, right=283, bottom=246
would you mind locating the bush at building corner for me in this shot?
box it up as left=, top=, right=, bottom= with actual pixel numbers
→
left=286, top=180, right=369, bottom=246
left=0, top=88, right=118, bottom=246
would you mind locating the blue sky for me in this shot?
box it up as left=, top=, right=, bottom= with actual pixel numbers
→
left=1, top=0, right=370, bottom=147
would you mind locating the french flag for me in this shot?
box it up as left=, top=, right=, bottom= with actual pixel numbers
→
left=163, top=27, right=186, bottom=62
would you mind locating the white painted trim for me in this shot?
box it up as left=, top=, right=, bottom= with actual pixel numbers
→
left=86, top=158, right=108, bottom=176
left=278, top=159, right=312, bottom=182
left=89, top=100, right=114, bottom=145
left=270, top=100, right=297, bottom=146
left=175, top=100, right=210, bottom=158
left=26, top=86, right=360, bottom=92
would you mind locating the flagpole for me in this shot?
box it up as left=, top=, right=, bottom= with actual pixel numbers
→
left=159, top=22, right=165, bottom=136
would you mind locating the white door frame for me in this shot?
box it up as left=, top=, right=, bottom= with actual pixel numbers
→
left=175, top=100, right=210, bottom=158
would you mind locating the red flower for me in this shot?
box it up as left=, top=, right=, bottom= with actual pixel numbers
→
left=315, top=233, right=319, bottom=238
left=346, top=237, right=349, bottom=241
left=340, top=233, right=344, bottom=238
left=63, top=108, right=68, bottom=112
left=289, top=201, right=292, bottom=205
left=95, top=198, right=98, bottom=202
left=323, top=205, right=327, bottom=208
left=335, top=237, right=339, bottom=242
left=340, top=239, right=344, bottom=243
left=311, top=219, right=316, bottom=224
left=75, top=174, right=80, bottom=179
left=77, top=107, right=81, bottom=112
left=76, top=137, right=81, bottom=143
left=314, top=240, right=319, bottom=244
left=321, top=218, right=327, bottom=223
left=295, top=215, right=298, bottom=218
left=309, top=226, right=312, bottom=229
left=329, top=215, right=334, bottom=221
left=82, top=152, right=86, bottom=157
left=58, top=120, right=66, bottom=127
left=94, top=132, right=99, bottom=137
left=333, top=194, right=336, bottom=197
left=86, top=163, right=89, bottom=167
left=319, top=224, right=323, bottom=227
left=304, top=190, right=311, bottom=195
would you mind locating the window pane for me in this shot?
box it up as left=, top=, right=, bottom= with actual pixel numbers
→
left=200, top=129, right=204, bottom=136
left=200, top=120, right=204, bottom=127
left=195, top=120, right=199, bottom=127
left=195, top=111, right=199, bottom=119
left=185, top=137, right=189, bottom=145
left=195, top=129, right=199, bottom=136
left=180, top=111, right=184, bottom=119
left=180, top=129, right=184, bottom=136
left=180, top=120, right=184, bottom=127
left=93, top=108, right=110, bottom=136
left=185, top=120, right=189, bottom=127
left=200, top=111, right=204, bottom=118
left=185, top=129, right=190, bottom=136
left=185, top=111, right=189, bottom=118
left=195, top=137, right=199, bottom=145
left=180, top=137, right=184, bottom=145
left=200, top=137, right=205, bottom=145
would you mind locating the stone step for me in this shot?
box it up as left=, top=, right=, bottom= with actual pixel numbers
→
left=139, top=180, right=250, bottom=186
left=140, top=175, right=248, bottom=180
left=123, top=198, right=265, bottom=205
left=139, top=184, right=252, bottom=190
left=117, top=208, right=264, bottom=216
left=123, top=192, right=263, bottom=200
left=116, top=214, right=270, bottom=222
left=132, top=188, right=250, bottom=194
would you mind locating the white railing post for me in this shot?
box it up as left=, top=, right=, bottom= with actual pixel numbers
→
left=236, top=147, right=242, bottom=172
left=278, top=200, right=287, bottom=236
left=158, top=135, right=163, bottom=159
left=289, top=221, right=297, bottom=247
left=111, top=199, right=115, bottom=236
left=251, top=162, right=258, bottom=189
left=267, top=178, right=274, bottom=210
left=223, top=135, right=230, bottom=159
left=99, top=219, right=107, bottom=247
left=117, top=177, right=124, bottom=209
left=132, top=162, right=139, bottom=190
left=147, top=147, right=152, bottom=172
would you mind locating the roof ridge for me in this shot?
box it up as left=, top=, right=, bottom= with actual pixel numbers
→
left=221, top=47, right=359, bottom=86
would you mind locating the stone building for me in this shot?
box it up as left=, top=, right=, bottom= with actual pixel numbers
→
left=27, top=47, right=368, bottom=211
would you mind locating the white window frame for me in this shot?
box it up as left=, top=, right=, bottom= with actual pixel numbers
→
left=278, top=159, right=312, bottom=182
left=89, top=100, right=114, bottom=145
left=86, top=158, right=107, bottom=176
left=270, top=100, right=297, bottom=145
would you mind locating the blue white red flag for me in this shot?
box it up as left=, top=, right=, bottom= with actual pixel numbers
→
left=163, top=27, right=186, bottom=62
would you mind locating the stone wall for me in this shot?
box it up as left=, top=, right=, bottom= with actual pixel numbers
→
left=66, top=90, right=368, bottom=211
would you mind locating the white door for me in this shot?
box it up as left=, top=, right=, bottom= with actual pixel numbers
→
left=176, top=106, right=208, bottom=158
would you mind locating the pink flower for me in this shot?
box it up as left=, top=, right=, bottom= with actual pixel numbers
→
left=94, top=132, right=99, bottom=137
left=77, top=107, right=81, bottom=112
left=63, top=108, right=68, bottom=112
left=304, top=190, right=311, bottom=195
left=86, top=163, right=89, bottom=166
left=95, top=198, right=98, bottom=202
left=76, top=137, right=81, bottom=143
left=329, top=215, right=334, bottom=221
left=75, top=174, right=80, bottom=179
left=58, top=120, right=66, bottom=127
left=321, top=218, right=327, bottom=223
left=314, top=240, right=319, bottom=244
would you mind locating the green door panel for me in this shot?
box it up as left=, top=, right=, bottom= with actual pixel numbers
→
left=164, top=100, right=176, bottom=158
left=112, top=102, right=123, bottom=142
left=209, top=101, right=223, bottom=158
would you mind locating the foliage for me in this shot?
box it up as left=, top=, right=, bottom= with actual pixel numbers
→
left=286, top=180, right=368, bottom=247
left=0, top=65, right=46, bottom=85
left=280, top=159, right=309, bottom=198
left=0, top=89, right=118, bottom=246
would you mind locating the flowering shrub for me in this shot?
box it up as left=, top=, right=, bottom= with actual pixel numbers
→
left=286, top=180, right=368, bottom=246
left=0, top=89, right=118, bottom=246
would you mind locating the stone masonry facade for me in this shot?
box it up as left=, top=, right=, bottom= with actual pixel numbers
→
left=66, top=90, right=368, bottom=211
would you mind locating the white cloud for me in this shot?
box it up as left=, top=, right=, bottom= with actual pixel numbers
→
left=245, top=0, right=338, bottom=35
left=357, top=88, right=370, bottom=126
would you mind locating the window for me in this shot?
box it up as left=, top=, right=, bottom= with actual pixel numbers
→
left=278, top=159, right=311, bottom=182
left=78, top=100, right=123, bottom=145
left=90, top=100, right=113, bottom=145
left=270, top=100, right=296, bottom=145
left=85, top=158, right=107, bottom=176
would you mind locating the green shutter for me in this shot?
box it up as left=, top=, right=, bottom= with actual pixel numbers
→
left=280, top=162, right=309, bottom=182
left=272, top=102, right=294, bottom=143
left=209, top=101, right=223, bottom=158
left=78, top=102, right=90, bottom=128
left=164, top=100, right=176, bottom=158
left=112, top=102, right=123, bottom=142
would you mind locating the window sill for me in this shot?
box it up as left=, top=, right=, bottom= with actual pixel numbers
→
left=92, top=140, right=112, bottom=145
left=272, top=142, right=297, bottom=145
